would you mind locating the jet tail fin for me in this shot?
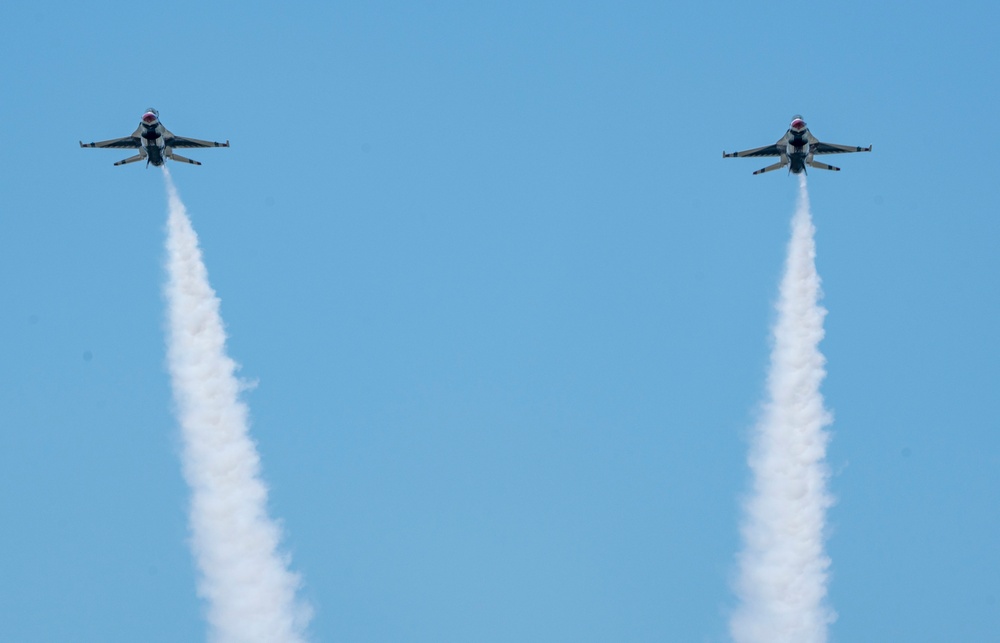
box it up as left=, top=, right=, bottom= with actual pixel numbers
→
left=166, top=152, right=202, bottom=166
left=753, top=161, right=787, bottom=175
left=806, top=159, right=841, bottom=172
left=114, top=154, right=146, bottom=166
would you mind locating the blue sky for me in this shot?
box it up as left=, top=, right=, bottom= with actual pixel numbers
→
left=2, top=1, right=999, bottom=641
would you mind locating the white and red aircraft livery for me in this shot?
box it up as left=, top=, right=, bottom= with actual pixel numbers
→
left=723, top=116, right=870, bottom=175
left=80, top=108, right=229, bottom=167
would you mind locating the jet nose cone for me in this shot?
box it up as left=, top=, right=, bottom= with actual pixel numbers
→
left=142, top=112, right=158, bottom=124
left=791, top=118, right=806, bottom=130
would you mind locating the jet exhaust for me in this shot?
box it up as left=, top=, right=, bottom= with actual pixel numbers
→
left=162, top=168, right=311, bottom=643
left=731, top=175, right=835, bottom=643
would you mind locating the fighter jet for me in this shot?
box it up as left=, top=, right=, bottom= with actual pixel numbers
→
left=80, top=108, right=229, bottom=167
left=723, top=116, right=870, bottom=175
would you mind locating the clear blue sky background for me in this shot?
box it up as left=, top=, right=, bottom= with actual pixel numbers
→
left=2, top=2, right=998, bottom=641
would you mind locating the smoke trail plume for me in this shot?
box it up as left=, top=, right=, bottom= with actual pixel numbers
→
left=731, top=175, right=835, bottom=643
left=163, top=168, right=310, bottom=643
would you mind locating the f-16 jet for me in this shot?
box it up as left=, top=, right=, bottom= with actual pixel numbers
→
left=80, top=108, right=229, bottom=167
left=723, top=116, right=870, bottom=175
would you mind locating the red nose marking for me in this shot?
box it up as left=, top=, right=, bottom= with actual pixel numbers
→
left=142, top=112, right=157, bottom=124
left=791, top=119, right=805, bottom=130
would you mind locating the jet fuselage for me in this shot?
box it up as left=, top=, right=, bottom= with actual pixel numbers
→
left=781, top=118, right=815, bottom=174
left=139, top=110, right=167, bottom=167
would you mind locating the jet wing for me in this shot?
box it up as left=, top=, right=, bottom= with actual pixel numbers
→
left=813, top=141, right=872, bottom=155
left=162, top=129, right=229, bottom=149
left=80, top=127, right=142, bottom=149
left=723, top=143, right=782, bottom=158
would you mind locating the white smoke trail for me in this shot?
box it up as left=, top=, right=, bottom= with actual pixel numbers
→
left=162, top=168, right=310, bottom=643
left=731, top=174, right=835, bottom=643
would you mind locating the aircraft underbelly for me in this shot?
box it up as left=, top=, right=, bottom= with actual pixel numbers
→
left=789, top=152, right=807, bottom=174
left=146, top=145, right=164, bottom=166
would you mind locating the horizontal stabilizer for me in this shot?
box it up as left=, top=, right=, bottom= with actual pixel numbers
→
left=167, top=152, right=202, bottom=166
left=753, top=161, right=787, bottom=175
left=114, top=153, right=146, bottom=166
left=807, top=159, right=841, bottom=171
